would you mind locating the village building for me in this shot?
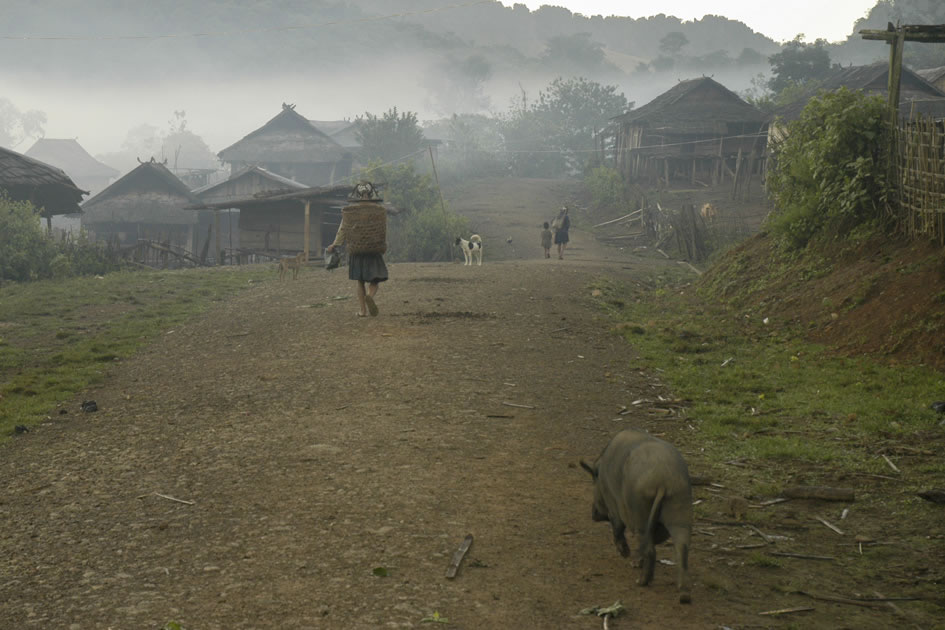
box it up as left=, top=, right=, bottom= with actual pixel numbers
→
left=610, top=77, right=768, bottom=187
left=24, top=138, right=119, bottom=198
left=81, top=158, right=203, bottom=256
left=191, top=165, right=313, bottom=260
left=190, top=184, right=355, bottom=263
left=916, top=65, right=945, bottom=94
left=0, top=145, right=86, bottom=229
left=770, top=62, right=945, bottom=140
left=217, top=104, right=354, bottom=187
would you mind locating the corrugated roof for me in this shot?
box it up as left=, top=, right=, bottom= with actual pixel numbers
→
left=773, top=62, right=945, bottom=122
left=915, top=65, right=945, bottom=85
left=193, top=165, right=306, bottom=195
left=613, top=77, right=768, bottom=126
left=82, top=159, right=200, bottom=225
left=24, top=138, right=119, bottom=179
left=0, top=145, right=86, bottom=215
left=218, top=105, right=349, bottom=164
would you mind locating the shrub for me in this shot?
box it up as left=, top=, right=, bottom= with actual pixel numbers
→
left=0, top=195, right=54, bottom=282
left=584, top=165, right=626, bottom=211
left=766, top=88, right=889, bottom=249
left=0, top=195, right=123, bottom=283
left=359, top=161, right=469, bottom=262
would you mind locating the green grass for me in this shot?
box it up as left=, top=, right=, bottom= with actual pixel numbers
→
left=592, top=272, right=945, bottom=478
left=0, top=266, right=269, bottom=438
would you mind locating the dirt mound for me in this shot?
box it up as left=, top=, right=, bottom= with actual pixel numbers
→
left=701, top=229, right=945, bottom=369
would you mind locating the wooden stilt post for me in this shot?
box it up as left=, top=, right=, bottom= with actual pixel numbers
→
left=214, top=209, right=221, bottom=265
left=303, top=200, right=311, bottom=261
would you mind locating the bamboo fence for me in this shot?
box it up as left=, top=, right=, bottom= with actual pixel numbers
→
left=895, top=114, right=945, bottom=245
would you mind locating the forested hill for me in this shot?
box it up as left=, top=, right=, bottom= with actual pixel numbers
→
left=2, top=0, right=780, bottom=81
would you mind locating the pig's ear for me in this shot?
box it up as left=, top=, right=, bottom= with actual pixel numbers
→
left=579, top=459, right=598, bottom=479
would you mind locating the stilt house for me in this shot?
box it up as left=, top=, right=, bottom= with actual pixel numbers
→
left=611, top=77, right=768, bottom=186
left=81, top=158, right=202, bottom=253
left=191, top=165, right=312, bottom=260
left=217, top=104, right=354, bottom=187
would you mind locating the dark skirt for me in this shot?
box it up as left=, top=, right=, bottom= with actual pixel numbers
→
left=348, top=253, right=389, bottom=283
left=554, top=230, right=570, bottom=245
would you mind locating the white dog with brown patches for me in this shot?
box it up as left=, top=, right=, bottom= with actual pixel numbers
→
left=455, top=234, right=483, bottom=266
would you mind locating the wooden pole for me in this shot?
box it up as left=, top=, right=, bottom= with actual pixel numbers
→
left=214, top=210, right=221, bottom=265
left=303, top=200, right=311, bottom=261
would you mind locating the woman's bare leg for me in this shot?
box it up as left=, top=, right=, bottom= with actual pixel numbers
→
left=356, top=280, right=368, bottom=316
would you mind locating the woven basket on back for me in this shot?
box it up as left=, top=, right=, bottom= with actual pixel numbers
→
left=342, top=202, right=387, bottom=254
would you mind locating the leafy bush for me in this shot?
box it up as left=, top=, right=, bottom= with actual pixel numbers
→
left=584, top=165, right=626, bottom=211
left=359, top=161, right=469, bottom=262
left=767, top=88, right=889, bottom=249
left=0, top=195, right=54, bottom=282
left=0, top=194, right=122, bottom=283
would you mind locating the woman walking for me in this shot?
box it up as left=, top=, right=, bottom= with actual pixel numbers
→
left=553, top=206, right=570, bottom=259
left=326, top=184, right=389, bottom=317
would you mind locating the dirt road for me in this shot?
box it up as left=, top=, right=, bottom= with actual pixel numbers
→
left=4, top=179, right=930, bottom=629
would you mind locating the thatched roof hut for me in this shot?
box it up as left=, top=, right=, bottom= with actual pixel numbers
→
left=218, top=104, right=353, bottom=186
left=0, top=145, right=86, bottom=216
left=24, top=138, right=119, bottom=197
left=611, top=77, right=768, bottom=185
left=82, top=159, right=199, bottom=226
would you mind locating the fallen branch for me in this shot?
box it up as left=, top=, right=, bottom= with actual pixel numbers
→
left=758, top=607, right=814, bottom=616
left=745, top=523, right=773, bottom=544
left=136, top=492, right=195, bottom=506
left=782, top=486, right=855, bottom=502
left=794, top=591, right=885, bottom=609
left=486, top=414, right=514, bottom=418
left=815, top=517, right=844, bottom=535
left=882, top=454, right=901, bottom=474
left=445, top=534, right=473, bottom=579
left=768, top=552, right=835, bottom=561
left=501, top=402, right=535, bottom=409
left=757, top=497, right=791, bottom=507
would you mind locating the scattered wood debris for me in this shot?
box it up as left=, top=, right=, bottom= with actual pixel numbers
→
left=445, top=534, right=473, bottom=579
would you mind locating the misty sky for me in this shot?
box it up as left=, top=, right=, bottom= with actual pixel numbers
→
left=502, top=1, right=876, bottom=43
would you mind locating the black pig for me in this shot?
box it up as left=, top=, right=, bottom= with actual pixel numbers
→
left=581, top=429, right=693, bottom=603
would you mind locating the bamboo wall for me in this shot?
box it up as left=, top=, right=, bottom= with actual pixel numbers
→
left=895, top=116, right=945, bottom=245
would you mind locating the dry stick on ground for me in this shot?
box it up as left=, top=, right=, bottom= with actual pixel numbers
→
left=794, top=591, right=886, bottom=609
left=746, top=523, right=773, bottom=544
left=768, top=552, right=836, bottom=561
left=445, top=534, right=473, bottom=579
left=758, top=607, right=815, bottom=616
left=136, top=492, right=195, bottom=506
left=815, top=517, right=844, bottom=535
left=882, top=454, right=901, bottom=473
left=501, top=402, right=535, bottom=409
left=782, top=486, right=855, bottom=502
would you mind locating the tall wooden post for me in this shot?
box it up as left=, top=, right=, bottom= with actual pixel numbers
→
left=886, top=27, right=905, bottom=118
left=303, top=200, right=311, bottom=261
left=214, top=209, right=221, bottom=265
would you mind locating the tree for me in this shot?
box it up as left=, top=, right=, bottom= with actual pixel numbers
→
left=541, top=33, right=619, bottom=75
left=162, top=110, right=220, bottom=171
left=659, top=32, right=689, bottom=58
left=426, top=54, right=493, bottom=117
left=767, top=36, right=832, bottom=94
left=356, top=108, right=426, bottom=165
left=0, top=98, right=46, bottom=149
left=502, top=77, right=630, bottom=177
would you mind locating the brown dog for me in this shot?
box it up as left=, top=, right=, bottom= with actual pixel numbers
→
left=278, top=252, right=306, bottom=280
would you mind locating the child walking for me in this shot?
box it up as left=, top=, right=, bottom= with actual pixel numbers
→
left=540, top=221, right=553, bottom=258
